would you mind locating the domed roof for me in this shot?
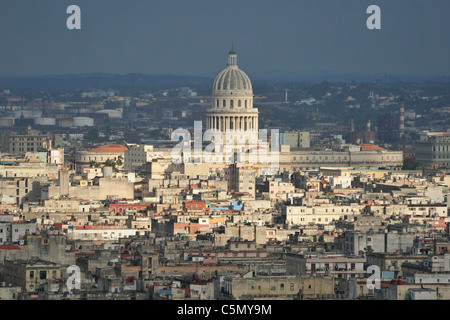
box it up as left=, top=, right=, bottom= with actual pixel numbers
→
left=212, top=49, right=252, bottom=95
left=213, top=68, right=252, bottom=93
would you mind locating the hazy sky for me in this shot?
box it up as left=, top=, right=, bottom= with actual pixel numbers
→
left=0, top=0, right=449, bottom=77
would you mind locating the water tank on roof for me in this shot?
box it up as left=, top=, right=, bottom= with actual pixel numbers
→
left=102, top=166, right=113, bottom=177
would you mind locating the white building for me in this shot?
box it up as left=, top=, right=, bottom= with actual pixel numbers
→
left=123, top=144, right=168, bottom=171
left=66, top=228, right=139, bottom=241
left=283, top=204, right=363, bottom=226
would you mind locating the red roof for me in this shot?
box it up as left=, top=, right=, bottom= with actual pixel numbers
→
left=88, top=144, right=128, bottom=153
left=360, top=144, right=385, bottom=151
left=0, top=245, right=20, bottom=250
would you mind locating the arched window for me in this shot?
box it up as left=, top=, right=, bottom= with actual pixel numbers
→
left=216, top=99, right=219, bottom=107
left=230, top=100, right=234, bottom=108
left=245, top=100, right=248, bottom=108
left=223, top=100, right=226, bottom=107
left=238, top=100, right=241, bottom=107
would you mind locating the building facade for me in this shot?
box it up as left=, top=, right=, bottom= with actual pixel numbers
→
left=414, top=132, right=450, bottom=166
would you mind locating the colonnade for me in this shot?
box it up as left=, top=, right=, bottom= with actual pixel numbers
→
left=206, top=115, right=258, bottom=132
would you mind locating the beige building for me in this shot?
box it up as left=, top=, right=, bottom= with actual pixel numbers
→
left=376, top=282, right=450, bottom=300
left=2, top=258, right=63, bottom=292
left=283, top=131, right=310, bottom=149
left=0, top=162, right=60, bottom=179
left=8, top=129, right=54, bottom=154
left=124, top=144, right=172, bottom=171
left=283, top=204, right=363, bottom=226
left=75, top=144, right=128, bottom=167
left=367, top=253, right=435, bottom=278
left=286, top=252, right=366, bottom=279
left=414, top=131, right=450, bottom=166
left=268, top=180, right=295, bottom=202
left=225, top=164, right=256, bottom=199
left=222, top=274, right=335, bottom=299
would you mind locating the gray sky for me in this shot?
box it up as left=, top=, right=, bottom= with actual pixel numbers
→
left=0, top=0, right=449, bottom=77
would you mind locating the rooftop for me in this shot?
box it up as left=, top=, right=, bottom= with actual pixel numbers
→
left=359, top=144, right=386, bottom=151
left=88, top=144, right=128, bottom=153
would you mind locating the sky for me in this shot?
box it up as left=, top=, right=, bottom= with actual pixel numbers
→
left=0, top=0, right=449, bottom=77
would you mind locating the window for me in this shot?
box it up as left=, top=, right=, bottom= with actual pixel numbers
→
left=40, top=271, right=47, bottom=280
left=29, top=271, right=34, bottom=278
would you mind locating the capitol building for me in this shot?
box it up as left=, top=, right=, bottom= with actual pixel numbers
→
left=124, top=48, right=403, bottom=195
left=206, top=47, right=259, bottom=137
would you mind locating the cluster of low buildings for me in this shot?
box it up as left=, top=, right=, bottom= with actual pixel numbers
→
left=0, top=49, right=448, bottom=301
left=0, top=131, right=448, bottom=300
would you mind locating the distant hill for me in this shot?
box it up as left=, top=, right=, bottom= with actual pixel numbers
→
left=249, top=69, right=450, bottom=83
left=0, top=73, right=214, bottom=94
left=0, top=72, right=448, bottom=94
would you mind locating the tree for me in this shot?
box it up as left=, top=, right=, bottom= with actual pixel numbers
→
left=86, top=128, right=99, bottom=142
left=402, top=157, right=420, bottom=170
left=104, top=159, right=116, bottom=170
left=89, top=160, right=101, bottom=168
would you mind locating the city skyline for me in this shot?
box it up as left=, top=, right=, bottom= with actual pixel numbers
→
left=0, top=0, right=450, bottom=305
left=0, top=0, right=449, bottom=78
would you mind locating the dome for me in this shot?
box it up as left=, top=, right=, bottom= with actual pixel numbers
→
left=212, top=50, right=252, bottom=95
left=213, top=68, right=252, bottom=93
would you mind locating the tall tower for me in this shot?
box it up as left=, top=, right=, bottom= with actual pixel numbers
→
left=284, top=89, right=289, bottom=103
left=206, top=48, right=259, bottom=145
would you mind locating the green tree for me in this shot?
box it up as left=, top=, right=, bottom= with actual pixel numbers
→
left=402, top=157, right=420, bottom=170
left=89, top=160, right=101, bottom=167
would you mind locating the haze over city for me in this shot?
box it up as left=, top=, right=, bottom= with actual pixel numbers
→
left=0, top=0, right=449, bottom=78
left=0, top=0, right=449, bottom=307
